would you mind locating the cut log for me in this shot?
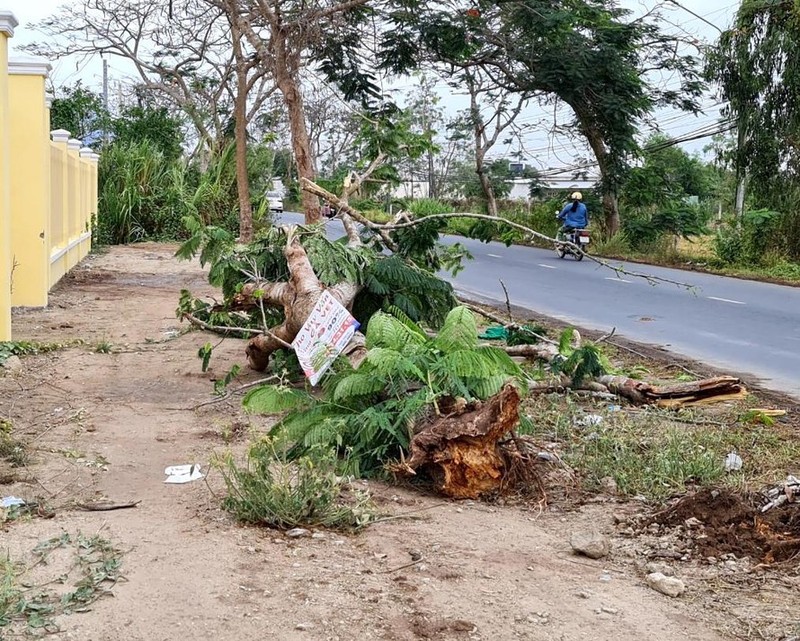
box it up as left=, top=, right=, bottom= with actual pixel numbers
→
left=397, top=384, right=521, bottom=499
left=598, top=375, right=747, bottom=407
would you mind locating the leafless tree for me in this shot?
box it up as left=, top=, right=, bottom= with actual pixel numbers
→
left=30, top=0, right=276, bottom=240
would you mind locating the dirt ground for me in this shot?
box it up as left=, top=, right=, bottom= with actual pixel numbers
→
left=0, top=244, right=797, bottom=640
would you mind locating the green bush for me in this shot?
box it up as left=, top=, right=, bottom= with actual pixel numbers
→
left=713, top=209, right=781, bottom=265
left=622, top=204, right=709, bottom=252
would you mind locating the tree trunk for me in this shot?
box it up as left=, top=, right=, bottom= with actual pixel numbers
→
left=231, top=28, right=254, bottom=243
left=272, top=29, right=320, bottom=224
left=569, top=101, right=621, bottom=237
left=475, top=149, right=499, bottom=217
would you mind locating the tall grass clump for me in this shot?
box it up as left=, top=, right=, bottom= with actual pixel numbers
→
left=97, top=140, right=189, bottom=245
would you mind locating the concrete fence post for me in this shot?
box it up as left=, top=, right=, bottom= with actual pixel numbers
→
left=49, top=128, right=71, bottom=285
left=66, top=138, right=81, bottom=269
left=8, top=55, right=52, bottom=307
left=0, top=9, right=18, bottom=339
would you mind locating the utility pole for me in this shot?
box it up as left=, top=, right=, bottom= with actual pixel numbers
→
left=102, top=58, right=109, bottom=144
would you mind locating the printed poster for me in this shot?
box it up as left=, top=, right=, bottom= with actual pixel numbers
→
left=292, top=290, right=360, bottom=386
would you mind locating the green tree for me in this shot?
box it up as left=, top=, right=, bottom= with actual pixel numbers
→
left=620, top=135, right=718, bottom=210
left=112, top=105, right=185, bottom=161
left=50, top=82, right=109, bottom=143
left=381, top=0, right=705, bottom=236
left=707, top=0, right=800, bottom=259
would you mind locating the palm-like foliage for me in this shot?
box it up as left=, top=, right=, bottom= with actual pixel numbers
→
left=243, top=307, right=524, bottom=475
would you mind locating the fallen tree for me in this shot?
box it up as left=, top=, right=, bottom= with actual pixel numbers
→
left=177, top=180, right=746, bottom=499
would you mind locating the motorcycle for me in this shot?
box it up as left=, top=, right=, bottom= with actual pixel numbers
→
left=554, top=216, right=590, bottom=260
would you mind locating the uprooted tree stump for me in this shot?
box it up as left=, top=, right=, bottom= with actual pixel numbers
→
left=395, top=384, right=521, bottom=499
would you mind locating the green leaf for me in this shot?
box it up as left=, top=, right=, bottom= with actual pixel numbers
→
left=243, top=386, right=313, bottom=414
left=433, top=306, right=477, bottom=352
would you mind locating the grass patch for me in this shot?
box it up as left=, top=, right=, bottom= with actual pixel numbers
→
left=0, top=533, right=122, bottom=633
left=521, top=395, right=800, bottom=501
left=0, top=341, right=70, bottom=367
left=0, top=421, right=27, bottom=467
left=216, top=441, right=376, bottom=531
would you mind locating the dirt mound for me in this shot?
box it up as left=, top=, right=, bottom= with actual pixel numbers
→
left=653, top=488, right=800, bottom=563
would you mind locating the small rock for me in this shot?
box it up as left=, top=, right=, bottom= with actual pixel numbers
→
left=646, top=572, right=685, bottom=597
left=295, top=623, right=314, bottom=631
left=570, top=531, right=611, bottom=559
left=286, top=528, right=311, bottom=538
left=576, top=590, right=592, bottom=599
left=645, top=561, right=673, bottom=576
left=706, top=556, right=717, bottom=565
left=311, top=532, right=326, bottom=540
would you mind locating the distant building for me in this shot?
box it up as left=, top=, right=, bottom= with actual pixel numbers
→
left=390, top=175, right=600, bottom=201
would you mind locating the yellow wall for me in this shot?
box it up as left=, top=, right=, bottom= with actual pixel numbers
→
left=9, top=66, right=49, bottom=306
left=0, top=14, right=99, bottom=337
left=0, top=11, right=16, bottom=340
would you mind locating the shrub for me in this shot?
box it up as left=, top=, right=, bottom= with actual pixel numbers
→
left=216, top=442, right=375, bottom=531
left=713, top=209, right=782, bottom=265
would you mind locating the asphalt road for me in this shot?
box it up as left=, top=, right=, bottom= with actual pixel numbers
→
left=279, top=212, right=800, bottom=397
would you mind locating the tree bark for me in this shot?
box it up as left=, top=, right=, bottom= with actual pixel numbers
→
left=568, top=100, right=621, bottom=237
left=242, top=233, right=363, bottom=371
left=230, top=24, right=254, bottom=242
left=271, top=29, right=320, bottom=224
left=395, top=384, right=521, bottom=499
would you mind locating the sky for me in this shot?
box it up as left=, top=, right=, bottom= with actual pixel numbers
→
left=2, top=0, right=741, bottom=170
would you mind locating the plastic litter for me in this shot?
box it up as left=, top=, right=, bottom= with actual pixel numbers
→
left=1, top=496, right=26, bottom=508
left=164, top=464, right=204, bottom=484
left=576, top=414, right=603, bottom=427
left=607, top=405, right=622, bottom=412
left=477, top=326, right=508, bottom=340
left=724, top=452, right=743, bottom=472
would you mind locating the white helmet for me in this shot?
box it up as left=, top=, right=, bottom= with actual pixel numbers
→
left=570, top=191, right=583, bottom=201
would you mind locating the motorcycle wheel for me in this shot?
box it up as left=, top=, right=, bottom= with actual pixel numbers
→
left=556, top=245, right=566, bottom=258
left=575, top=250, right=584, bottom=261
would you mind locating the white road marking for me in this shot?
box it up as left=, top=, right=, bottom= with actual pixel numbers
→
left=538, top=264, right=556, bottom=269
left=707, top=296, right=746, bottom=305
left=605, top=277, right=632, bottom=283
left=487, top=253, right=502, bottom=258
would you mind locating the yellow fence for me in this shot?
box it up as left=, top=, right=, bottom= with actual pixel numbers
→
left=0, top=10, right=98, bottom=340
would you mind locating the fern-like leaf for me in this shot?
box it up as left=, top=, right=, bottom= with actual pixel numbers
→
left=243, top=385, right=313, bottom=414
left=332, top=373, right=386, bottom=403
left=433, top=306, right=478, bottom=352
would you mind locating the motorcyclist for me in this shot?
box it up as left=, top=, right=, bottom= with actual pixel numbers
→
left=557, top=191, right=589, bottom=234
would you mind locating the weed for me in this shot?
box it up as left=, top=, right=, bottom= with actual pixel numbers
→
left=0, top=422, right=28, bottom=468
left=216, top=441, right=376, bottom=531
left=522, top=395, right=800, bottom=501
left=0, top=341, right=67, bottom=367
left=94, top=339, right=113, bottom=354
left=0, top=533, right=122, bottom=633
left=591, top=232, right=631, bottom=257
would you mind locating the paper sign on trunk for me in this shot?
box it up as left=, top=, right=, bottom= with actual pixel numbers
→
left=292, top=290, right=360, bottom=386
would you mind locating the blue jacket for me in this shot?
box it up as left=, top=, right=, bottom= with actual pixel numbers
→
left=559, top=202, right=588, bottom=228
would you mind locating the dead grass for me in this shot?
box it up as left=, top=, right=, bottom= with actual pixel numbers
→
left=520, top=392, right=800, bottom=501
